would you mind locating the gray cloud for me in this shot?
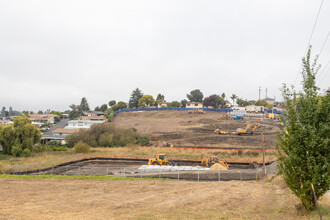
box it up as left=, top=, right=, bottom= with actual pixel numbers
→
left=0, top=0, right=329, bottom=111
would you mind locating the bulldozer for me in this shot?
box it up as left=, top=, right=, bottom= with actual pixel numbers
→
left=236, top=123, right=260, bottom=135
left=148, top=154, right=174, bottom=166
left=214, top=128, right=229, bottom=135
left=201, top=154, right=230, bottom=168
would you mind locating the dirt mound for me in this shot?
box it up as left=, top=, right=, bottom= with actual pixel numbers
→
left=210, top=163, right=228, bottom=170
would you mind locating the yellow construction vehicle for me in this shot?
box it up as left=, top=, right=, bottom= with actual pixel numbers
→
left=217, top=112, right=230, bottom=120
left=201, top=154, right=230, bottom=168
left=214, top=128, right=229, bottom=135
left=188, top=108, right=205, bottom=114
left=236, top=123, right=260, bottom=135
left=148, top=154, right=174, bottom=166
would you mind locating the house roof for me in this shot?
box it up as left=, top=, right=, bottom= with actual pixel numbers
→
left=28, top=114, right=58, bottom=120
left=186, top=102, right=203, bottom=104
left=53, top=128, right=82, bottom=134
left=77, top=116, right=107, bottom=121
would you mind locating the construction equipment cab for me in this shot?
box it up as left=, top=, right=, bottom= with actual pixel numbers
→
left=214, top=128, right=229, bottom=135
left=148, top=154, right=174, bottom=166
left=236, top=123, right=260, bottom=135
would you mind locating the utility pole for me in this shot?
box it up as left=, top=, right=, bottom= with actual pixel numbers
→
left=258, top=86, right=261, bottom=100
left=265, top=88, right=268, bottom=99
left=262, top=133, right=265, bottom=177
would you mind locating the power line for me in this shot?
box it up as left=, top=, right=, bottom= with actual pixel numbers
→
left=294, top=0, right=324, bottom=85
left=317, top=58, right=330, bottom=80
left=318, top=30, right=330, bottom=57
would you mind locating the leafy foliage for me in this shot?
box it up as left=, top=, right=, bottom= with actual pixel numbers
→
left=0, top=115, right=41, bottom=156
left=236, top=98, right=253, bottom=107
left=129, top=88, right=143, bottom=108
left=230, top=94, right=237, bottom=106
left=187, top=89, right=204, bottom=102
left=156, top=94, right=165, bottom=104
left=69, top=104, right=83, bottom=120
left=108, top=100, right=116, bottom=107
left=277, top=47, right=330, bottom=210
left=65, top=123, right=149, bottom=148
left=255, top=100, right=268, bottom=107
left=80, top=97, right=90, bottom=111
left=167, top=101, right=181, bottom=107
left=138, top=95, right=155, bottom=107
left=203, top=94, right=226, bottom=108
left=74, top=141, right=90, bottom=153
left=181, top=99, right=187, bottom=108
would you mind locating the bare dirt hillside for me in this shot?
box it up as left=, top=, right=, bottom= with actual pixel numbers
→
left=113, top=111, right=281, bottom=148
left=0, top=177, right=312, bottom=219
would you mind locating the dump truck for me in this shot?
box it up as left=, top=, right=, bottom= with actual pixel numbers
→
left=148, top=154, right=174, bottom=166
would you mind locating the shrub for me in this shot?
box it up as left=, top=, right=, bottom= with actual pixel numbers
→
left=11, top=144, right=22, bottom=157
left=74, top=142, right=90, bottom=153
left=52, top=146, right=69, bottom=151
left=136, top=134, right=150, bottom=145
left=22, top=149, right=31, bottom=157
left=48, top=140, right=61, bottom=147
left=99, top=133, right=114, bottom=147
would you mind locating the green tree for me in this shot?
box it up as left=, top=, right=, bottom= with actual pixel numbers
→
left=203, top=95, right=226, bottom=108
left=221, top=93, right=226, bottom=99
left=181, top=99, right=187, bottom=108
left=94, top=106, right=100, bottom=111
left=186, top=89, right=204, bottom=102
left=236, top=98, right=250, bottom=107
left=80, top=97, right=90, bottom=111
left=230, top=94, right=237, bottom=106
left=99, top=104, right=108, bottom=112
left=138, top=95, right=155, bottom=107
left=255, top=100, right=268, bottom=107
left=69, top=104, right=83, bottom=120
left=108, top=100, right=116, bottom=107
left=167, top=101, right=181, bottom=107
left=277, top=47, right=330, bottom=210
left=155, top=93, right=165, bottom=105
left=129, top=88, right=143, bottom=108
left=112, top=101, right=127, bottom=111
left=0, top=115, right=41, bottom=156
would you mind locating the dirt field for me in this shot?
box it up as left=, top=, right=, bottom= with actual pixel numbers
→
left=2, top=176, right=327, bottom=220
left=113, top=111, right=281, bottom=148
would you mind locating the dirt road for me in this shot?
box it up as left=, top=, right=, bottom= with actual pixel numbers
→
left=0, top=177, right=309, bottom=219
left=113, top=111, right=281, bottom=148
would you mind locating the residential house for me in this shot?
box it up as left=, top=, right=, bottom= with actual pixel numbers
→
left=83, top=111, right=105, bottom=117
left=157, top=102, right=169, bottom=108
left=245, top=105, right=264, bottom=113
left=186, top=102, right=203, bottom=109
left=28, top=114, right=58, bottom=126
left=77, top=116, right=108, bottom=122
left=65, top=119, right=105, bottom=129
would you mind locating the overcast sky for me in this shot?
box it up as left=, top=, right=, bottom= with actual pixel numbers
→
left=0, top=0, right=329, bottom=112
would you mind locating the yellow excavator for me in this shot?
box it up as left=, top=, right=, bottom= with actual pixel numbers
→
left=236, top=123, right=260, bottom=135
left=217, top=112, right=231, bottom=120
left=201, top=154, right=230, bottom=168
left=214, top=128, right=229, bottom=135
left=148, top=154, right=174, bottom=166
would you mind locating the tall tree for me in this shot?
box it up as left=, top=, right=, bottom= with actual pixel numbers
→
left=9, top=107, right=13, bottom=116
left=99, top=104, right=108, bottom=112
left=129, top=88, right=143, bottom=108
left=0, top=115, right=41, bottom=156
left=138, top=95, right=155, bottom=107
left=230, top=94, right=237, bottom=106
left=108, top=100, right=116, bottom=107
left=277, top=47, right=329, bottom=210
left=80, top=97, right=90, bottom=111
left=167, top=101, right=181, bottom=107
left=69, top=104, right=83, bottom=119
left=186, top=89, right=204, bottom=102
left=203, top=95, right=226, bottom=108
left=221, top=93, right=226, bottom=99
left=181, top=99, right=187, bottom=108
left=156, top=93, right=165, bottom=104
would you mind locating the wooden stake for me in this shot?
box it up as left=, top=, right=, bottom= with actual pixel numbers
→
left=311, top=184, right=322, bottom=220
left=262, top=133, right=265, bottom=177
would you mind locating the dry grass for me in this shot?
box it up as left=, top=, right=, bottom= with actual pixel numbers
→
left=0, top=146, right=277, bottom=173
left=0, top=175, right=328, bottom=219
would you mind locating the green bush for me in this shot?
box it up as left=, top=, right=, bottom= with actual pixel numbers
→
left=99, top=133, right=114, bottom=147
left=48, top=140, right=61, bottom=147
left=11, top=144, right=22, bottom=157
left=136, top=134, right=150, bottom=145
left=52, top=146, right=69, bottom=151
left=65, top=123, right=150, bottom=148
left=74, top=142, right=90, bottom=153
left=22, top=149, right=31, bottom=157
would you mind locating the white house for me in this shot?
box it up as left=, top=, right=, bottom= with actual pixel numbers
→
left=186, top=102, right=203, bottom=109
left=65, top=119, right=105, bottom=129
